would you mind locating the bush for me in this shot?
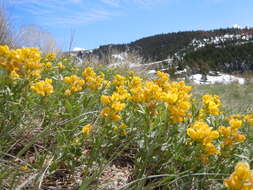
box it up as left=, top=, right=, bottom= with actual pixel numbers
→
left=1, top=45, right=253, bottom=189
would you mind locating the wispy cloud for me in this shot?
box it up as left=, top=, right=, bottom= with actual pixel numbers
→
left=8, top=0, right=170, bottom=26
left=49, top=9, right=113, bottom=25
left=8, top=0, right=115, bottom=26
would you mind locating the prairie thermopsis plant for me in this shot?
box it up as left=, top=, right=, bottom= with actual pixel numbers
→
left=0, top=45, right=43, bottom=80
left=30, top=78, right=54, bottom=96
left=224, top=162, right=253, bottom=190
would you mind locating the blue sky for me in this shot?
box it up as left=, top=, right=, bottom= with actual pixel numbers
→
left=6, top=0, right=253, bottom=50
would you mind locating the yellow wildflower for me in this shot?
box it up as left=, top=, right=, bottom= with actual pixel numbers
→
left=111, top=102, right=126, bottom=112
left=113, top=74, right=126, bottom=86
left=64, top=75, right=85, bottom=94
left=114, top=124, right=128, bottom=136
left=82, top=124, right=93, bottom=136
left=0, top=45, right=43, bottom=80
left=111, top=113, right=122, bottom=122
left=201, top=94, right=221, bottom=116
left=57, top=62, right=65, bottom=69
left=187, top=121, right=219, bottom=160
left=20, top=165, right=29, bottom=171
left=224, top=162, right=253, bottom=190
left=82, top=67, right=105, bottom=90
left=244, top=114, right=253, bottom=126
left=45, top=62, right=52, bottom=68
left=101, top=107, right=111, bottom=117
left=229, top=119, right=243, bottom=130
left=187, top=121, right=219, bottom=143
left=204, top=142, right=220, bottom=155
left=100, top=95, right=111, bottom=105
left=10, top=70, right=20, bottom=79
left=218, top=123, right=246, bottom=147
left=30, top=78, right=54, bottom=96
left=44, top=52, right=56, bottom=61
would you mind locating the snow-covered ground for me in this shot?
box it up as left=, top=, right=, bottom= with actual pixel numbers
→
left=190, top=34, right=253, bottom=51
left=73, top=47, right=86, bottom=51
left=112, top=53, right=128, bottom=60
left=175, top=69, right=187, bottom=75
left=146, top=69, right=245, bottom=85
left=109, top=52, right=144, bottom=68
left=189, top=72, right=245, bottom=85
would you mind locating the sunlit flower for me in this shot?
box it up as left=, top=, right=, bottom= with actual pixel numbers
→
left=20, top=165, right=29, bottom=171
left=224, top=162, right=253, bottom=190
left=82, top=124, right=93, bottom=136
left=64, top=75, right=85, bottom=95
left=57, top=62, right=65, bottom=69
left=30, top=78, right=54, bottom=96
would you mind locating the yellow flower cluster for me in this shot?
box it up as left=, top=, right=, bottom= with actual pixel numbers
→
left=155, top=71, right=170, bottom=88
left=82, top=67, right=106, bottom=90
left=162, top=81, right=192, bottom=123
left=64, top=75, right=85, bottom=95
left=128, top=72, right=192, bottom=123
left=128, top=76, right=142, bottom=89
left=187, top=121, right=219, bottom=161
left=0, top=45, right=42, bottom=80
left=226, top=114, right=243, bottom=121
left=244, top=114, right=253, bottom=126
left=130, top=80, right=162, bottom=103
left=199, top=94, right=221, bottom=119
left=101, top=86, right=130, bottom=122
left=57, top=62, right=65, bottom=69
left=225, top=114, right=253, bottom=127
left=224, top=162, right=253, bottom=190
left=30, top=78, right=54, bottom=96
left=219, top=119, right=246, bottom=146
left=44, top=62, right=52, bottom=69
left=82, top=124, right=93, bottom=136
left=113, top=74, right=126, bottom=86
left=44, top=53, right=56, bottom=62
left=101, top=71, right=190, bottom=124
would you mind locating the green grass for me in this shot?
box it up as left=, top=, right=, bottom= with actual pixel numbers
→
left=192, top=82, right=253, bottom=113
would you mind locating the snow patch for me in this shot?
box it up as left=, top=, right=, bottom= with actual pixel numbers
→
left=112, top=52, right=128, bottom=61
left=233, top=24, right=243, bottom=29
left=189, top=72, right=245, bottom=85
left=73, top=47, right=86, bottom=51
left=190, top=34, right=253, bottom=51
left=175, top=69, right=187, bottom=75
left=147, top=70, right=156, bottom=74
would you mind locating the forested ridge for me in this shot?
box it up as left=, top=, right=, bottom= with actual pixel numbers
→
left=82, top=27, right=253, bottom=73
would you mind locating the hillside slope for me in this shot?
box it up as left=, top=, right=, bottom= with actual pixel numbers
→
left=74, top=27, right=253, bottom=73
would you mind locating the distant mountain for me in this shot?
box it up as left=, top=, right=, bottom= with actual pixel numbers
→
left=73, top=27, right=253, bottom=74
